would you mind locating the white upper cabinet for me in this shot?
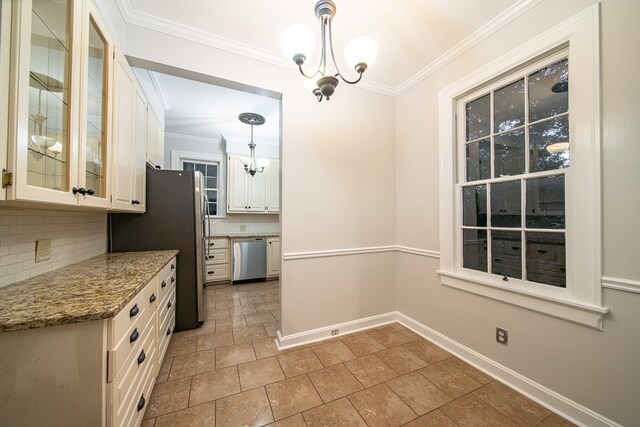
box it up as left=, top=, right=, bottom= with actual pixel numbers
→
left=227, top=154, right=278, bottom=214
left=145, top=109, right=164, bottom=169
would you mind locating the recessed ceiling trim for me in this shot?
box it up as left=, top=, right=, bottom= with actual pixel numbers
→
left=115, top=0, right=543, bottom=98
left=395, top=0, right=544, bottom=96
left=148, top=71, right=172, bottom=111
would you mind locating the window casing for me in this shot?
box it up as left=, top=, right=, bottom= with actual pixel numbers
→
left=182, top=160, right=220, bottom=216
left=437, top=5, right=608, bottom=329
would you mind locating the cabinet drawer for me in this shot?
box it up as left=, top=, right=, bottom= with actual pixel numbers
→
left=159, top=288, right=176, bottom=332
left=108, top=279, right=155, bottom=349
left=205, top=248, right=229, bottom=265
left=158, top=269, right=176, bottom=302
left=159, top=316, right=175, bottom=364
left=205, top=264, right=229, bottom=282
left=208, top=238, right=229, bottom=249
left=111, top=316, right=156, bottom=426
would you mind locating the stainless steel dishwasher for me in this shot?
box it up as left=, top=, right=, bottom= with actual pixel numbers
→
left=232, top=237, right=267, bottom=283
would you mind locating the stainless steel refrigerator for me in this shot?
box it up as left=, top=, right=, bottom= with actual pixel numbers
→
left=109, top=168, right=206, bottom=332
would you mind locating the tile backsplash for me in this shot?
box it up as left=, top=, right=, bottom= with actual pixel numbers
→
left=206, top=213, right=280, bottom=235
left=0, top=208, right=107, bottom=288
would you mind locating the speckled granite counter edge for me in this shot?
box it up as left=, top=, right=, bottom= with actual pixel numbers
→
left=0, top=250, right=178, bottom=333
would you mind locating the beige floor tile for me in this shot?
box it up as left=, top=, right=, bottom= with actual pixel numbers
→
left=266, top=375, right=323, bottom=420
left=245, top=310, right=276, bottom=326
left=344, top=354, right=398, bottom=388
left=229, top=304, right=257, bottom=315
left=402, top=409, right=458, bottom=427
left=168, top=350, right=216, bottom=381
left=277, top=347, right=324, bottom=378
left=206, top=308, right=230, bottom=320
left=143, top=377, right=191, bottom=419
left=368, top=327, right=415, bottom=348
left=175, top=320, right=216, bottom=338
left=473, top=381, right=551, bottom=426
left=537, top=413, right=577, bottom=427
left=140, top=419, right=155, bottom=427
left=266, top=413, right=306, bottom=426
left=386, top=371, right=452, bottom=415
left=195, top=330, right=234, bottom=352
left=165, top=335, right=197, bottom=358
left=240, top=295, right=265, bottom=305
left=303, top=397, right=367, bottom=426
left=341, top=333, right=386, bottom=356
left=263, top=321, right=279, bottom=338
left=239, top=356, right=286, bottom=390
left=348, top=383, right=417, bottom=427
left=216, top=387, right=275, bottom=426
left=253, top=337, right=282, bottom=359
left=154, top=401, right=215, bottom=427
left=403, top=340, right=452, bottom=364
left=213, top=299, right=233, bottom=309
left=216, top=341, right=257, bottom=368
left=255, top=300, right=280, bottom=312
left=155, top=356, right=173, bottom=384
left=441, top=393, right=518, bottom=426
left=442, top=357, right=493, bottom=385
left=233, top=324, right=268, bottom=343
left=311, top=340, right=357, bottom=367
left=307, top=363, right=364, bottom=403
left=271, top=309, right=281, bottom=320
left=376, top=346, right=427, bottom=375
left=215, top=315, right=246, bottom=332
left=419, top=360, right=482, bottom=398
left=189, top=366, right=240, bottom=406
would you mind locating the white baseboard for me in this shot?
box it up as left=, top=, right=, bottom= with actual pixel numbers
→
left=275, top=310, right=621, bottom=427
left=275, top=311, right=397, bottom=350
left=396, top=312, right=622, bottom=427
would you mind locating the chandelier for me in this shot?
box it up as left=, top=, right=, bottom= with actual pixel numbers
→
left=238, top=112, right=267, bottom=176
left=280, top=0, right=378, bottom=102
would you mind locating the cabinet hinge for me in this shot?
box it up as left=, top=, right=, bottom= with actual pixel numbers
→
left=2, top=169, right=12, bottom=188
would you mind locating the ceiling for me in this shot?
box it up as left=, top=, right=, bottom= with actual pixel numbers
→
left=119, top=0, right=521, bottom=92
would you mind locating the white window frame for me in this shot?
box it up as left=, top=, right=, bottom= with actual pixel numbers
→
left=171, top=150, right=226, bottom=218
left=437, top=5, right=608, bottom=330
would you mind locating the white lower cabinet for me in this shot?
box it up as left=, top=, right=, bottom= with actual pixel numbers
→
left=267, top=237, right=280, bottom=278
left=205, top=237, right=231, bottom=283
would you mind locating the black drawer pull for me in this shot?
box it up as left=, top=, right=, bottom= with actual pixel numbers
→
left=512, top=246, right=520, bottom=251
left=171, top=263, right=175, bottom=270
left=129, top=304, right=139, bottom=317
left=494, top=258, right=502, bottom=263
left=129, top=328, right=139, bottom=343
left=137, top=395, right=145, bottom=412
left=171, top=277, right=175, bottom=283
left=537, top=249, right=548, bottom=254
left=167, top=327, right=172, bottom=336
left=208, top=271, right=214, bottom=275
left=167, top=301, right=172, bottom=309
left=149, top=293, right=156, bottom=303
left=138, top=350, right=146, bottom=365
left=161, top=281, right=166, bottom=288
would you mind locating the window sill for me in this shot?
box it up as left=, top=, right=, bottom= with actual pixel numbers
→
left=437, top=270, right=609, bottom=330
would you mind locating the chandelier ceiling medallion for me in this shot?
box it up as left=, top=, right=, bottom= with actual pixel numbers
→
left=280, top=0, right=379, bottom=102
left=238, top=112, right=268, bottom=177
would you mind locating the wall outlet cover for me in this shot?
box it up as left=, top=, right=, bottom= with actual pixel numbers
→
left=35, top=239, right=51, bottom=263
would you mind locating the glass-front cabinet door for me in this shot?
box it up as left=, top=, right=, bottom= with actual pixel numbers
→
left=78, top=9, right=111, bottom=207
left=10, top=0, right=80, bottom=204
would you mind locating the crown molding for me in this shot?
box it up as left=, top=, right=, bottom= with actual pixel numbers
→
left=148, top=71, right=172, bottom=111
left=115, top=0, right=542, bottom=98
left=164, top=132, right=222, bottom=144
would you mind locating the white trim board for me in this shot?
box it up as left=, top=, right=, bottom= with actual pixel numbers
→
left=602, top=276, right=640, bottom=295
left=276, top=310, right=622, bottom=427
left=114, top=0, right=543, bottom=97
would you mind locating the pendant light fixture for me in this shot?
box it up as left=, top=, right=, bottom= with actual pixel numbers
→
left=238, top=112, right=268, bottom=177
left=280, top=0, right=378, bottom=102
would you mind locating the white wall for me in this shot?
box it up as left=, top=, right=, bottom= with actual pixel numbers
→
left=164, top=132, right=225, bottom=169
left=122, top=21, right=398, bottom=336
left=395, top=0, right=640, bottom=425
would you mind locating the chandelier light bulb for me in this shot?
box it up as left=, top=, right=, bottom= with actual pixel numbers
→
left=257, top=159, right=270, bottom=169
left=302, top=75, right=319, bottom=94
left=344, top=36, right=379, bottom=72
left=280, top=24, right=316, bottom=65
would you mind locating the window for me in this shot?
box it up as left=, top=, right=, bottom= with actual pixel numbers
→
left=182, top=160, right=219, bottom=216
left=459, top=54, right=569, bottom=289
left=437, top=5, right=608, bottom=329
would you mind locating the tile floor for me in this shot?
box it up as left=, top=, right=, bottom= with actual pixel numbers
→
left=142, top=280, right=576, bottom=427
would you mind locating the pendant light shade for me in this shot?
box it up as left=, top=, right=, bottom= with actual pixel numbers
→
left=280, top=24, right=316, bottom=64
left=344, top=36, right=379, bottom=71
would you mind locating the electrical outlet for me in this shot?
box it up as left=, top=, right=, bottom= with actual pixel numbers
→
left=35, top=239, right=51, bottom=263
left=240, top=225, right=247, bottom=231
left=331, top=329, right=339, bottom=336
left=496, top=327, right=508, bottom=345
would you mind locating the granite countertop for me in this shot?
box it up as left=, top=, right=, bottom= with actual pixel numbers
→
left=210, top=233, right=279, bottom=238
left=0, top=250, right=178, bottom=333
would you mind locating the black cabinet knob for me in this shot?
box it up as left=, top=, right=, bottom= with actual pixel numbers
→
left=72, top=187, right=87, bottom=195
left=167, top=301, right=172, bottom=309
left=129, top=328, right=139, bottom=343
left=129, top=304, right=139, bottom=317
left=208, top=271, right=214, bottom=275
left=166, top=327, right=171, bottom=336
left=86, top=188, right=95, bottom=196
left=137, top=395, right=145, bottom=412
left=137, top=350, right=146, bottom=365
left=131, top=200, right=141, bottom=205
left=149, top=293, right=156, bottom=303
left=171, top=277, right=175, bottom=283
left=171, top=264, right=175, bottom=270
left=161, top=281, right=166, bottom=288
